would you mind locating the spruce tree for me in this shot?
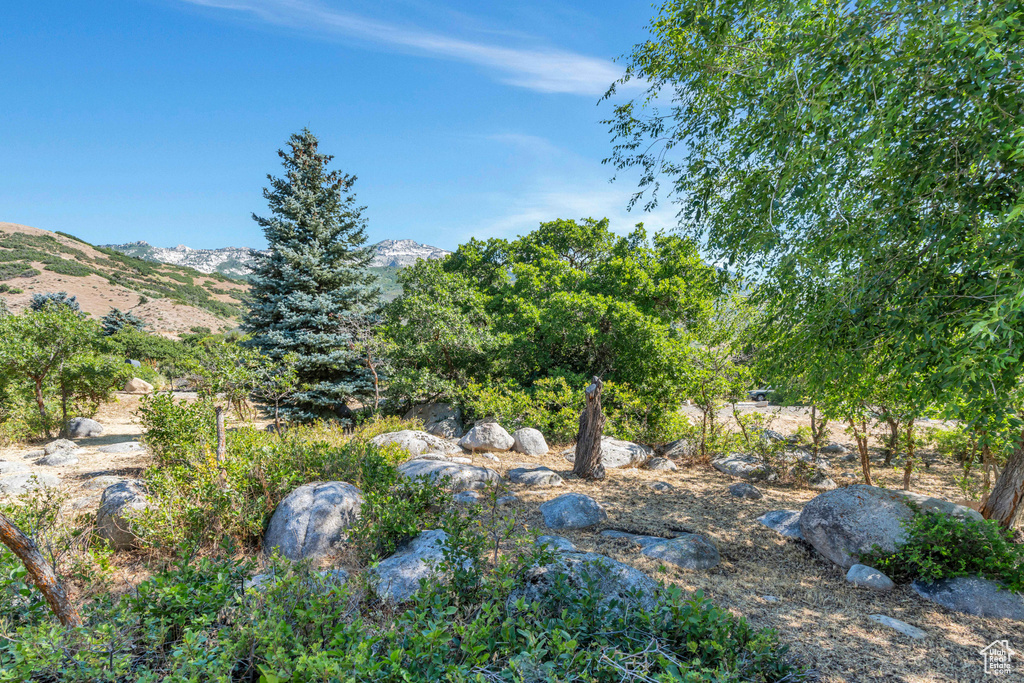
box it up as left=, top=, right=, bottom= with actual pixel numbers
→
left=242, top=129, right=380, bottom=422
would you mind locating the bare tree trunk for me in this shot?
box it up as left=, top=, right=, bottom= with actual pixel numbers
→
left=903, top=422, right=915, bottom=490
left=810, top=406, right=829, bottom=457
left=849, top=418, right=873, bottom=486
left=34, top=377, right=50, bottom=438
left=215, top=406, right=227, bottom=486
left=274, top=399, right=282, bottom=436
left=0, top=512, right=81, bottom=627
left=573, top=377, right=605, bottom=481
left=981, top=432, right=1024, bottom=528
left=981, top=442, right=998, bottom=508
left=882, top=414, right=900, bottom=467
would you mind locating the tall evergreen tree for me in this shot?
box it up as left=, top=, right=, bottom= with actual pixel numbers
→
left=242, top=129, right=380, bottom=421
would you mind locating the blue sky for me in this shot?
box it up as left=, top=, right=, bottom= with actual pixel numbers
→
left=1, top=0, right=676, bottom=250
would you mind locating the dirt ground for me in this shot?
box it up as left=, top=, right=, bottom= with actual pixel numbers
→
left=2, top=398, right=1021, bottom=682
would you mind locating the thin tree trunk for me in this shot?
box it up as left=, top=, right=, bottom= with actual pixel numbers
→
left=274, top=399, right=282, bottom=436
left=33, top=378, right=50, bottom=438
left=981, top=442, right=997, bottom=507
left=0, top=512, right=81, bottom=627
left=981, top=432, right=1024, bottom=528
left=59, top=364, right=69, bottom=439
left=573, top=377, right=605, bottom=481
left=849, top=418, right=873, bottom=486
left=215, top=406, right=227, bottom=486
left=902, top=422, right=915, bottom=490
left=811, top=406, right=818, bottom=457
left=882, top=414, right=899, bottom=467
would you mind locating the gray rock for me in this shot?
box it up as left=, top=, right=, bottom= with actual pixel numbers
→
left=497, top=495, right=518, bottom=506
left=646, top=457, right=677, bottom=471
left=97, top=442, right=146, bottom=454
left=820, top=443, right=848, bottom=455
left=840, top=453, right=859, bottom=463
left=370, top=430, right=460, bottom=457
left=712, top=454, right=775, bottom=482
left=458, top=423, right=515, bottom=452
left=37, top=452, right=80, bottom=466
left=43, top=439, right=77, bottom=455
left=453, top=491, right=482, bottom=506
left=807, top=472, right=838, bottom=491
left=535, top=535, right=576, bottom=553
left=646, top=481, right=675, bottom=493
left=728, top=482, right=762, bottom=500
left=449, top=456, right=472, bottom=464
left=912, top=576, right=1024, bottom=621
left=757, top=510, right=804, bottom=540
left=868, top=615, right=926, bottom=639
left=96, top=480, right=148, bottom=550
left=23, top=449, right=44, bottom=458
left=403, top=403, right=464, bottom=439
left=512, top=428, right=549, bottom=455
left=124, top=377, right=154, bottom=394
left=478, top=452, right=501, bottom=462
left=762, top=595, right=782, bottom=603
left=0, top=461, right=28, bottom=475
left=511, top=551, right=660, bottom=612
left=846, top=564, right=895, bottom=591
left=782, top=450, right=832, bottom=471
left=372, top=530, right=452, bottom=602
left=508, top=466, right=563, bottom=488
left=0, top=472, right=61, bottom=496
left=66, top=417, right=103, bottom=438
left=596, top=437, right=653, bottom=469
left=398, top=459, right=500, bottom=492
left=263, top=482, right=364, bottom=561
left=799, top=485, right=982, bottom=568
left=70, top=494, right=103, bottom=511
left=245, top=568, right=349, bottom=593
left=539, top=493, right=607, bottom=530
left=415, top=453, right=450, bottom=461
left=657, top=438, right=695, bottom=459
left=83, top=475, right=125, bottom=490
left=601, top=531, right=719, bottom=570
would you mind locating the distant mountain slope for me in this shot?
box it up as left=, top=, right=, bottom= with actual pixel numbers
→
left=0, top=223, right=247, bottom=337
left=103, top=238, right=450, bottom=278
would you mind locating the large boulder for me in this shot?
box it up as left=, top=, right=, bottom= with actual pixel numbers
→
left=263, top=482, right=364, bottom=561
left=912, top=577, right=1024, bottom=621
left=0, top=472, right=61, bottom=496
left=539, top=493, right=607, bottom=530
left=507, top=466, right=563, bottom=488
left=37, top=451, right=80, bottom=466
left=66, top=417, right=103, bottom=438
left=96, top=480, right=149, bottom=550
left=124, top=377, right=154, bottom=394
left=511, top=551, right=660, bottom=612
left=403, top=403, right=464, bottom=439
left=397, top=459, right=500, bottom=492
left=601, top=530, right=720, bottom=570
left=512, top=428, right=549, bottom=456
left=458, top=423, right=515, bottom=452
left=712, top=454, right=775, bottom=482
left=370, top=430, right=460, bottom=458
left=564, top=437, right=653, bottom=469
left=798, top=485, right=983, bottom=568
left=371, top=529, right=452, bottom=602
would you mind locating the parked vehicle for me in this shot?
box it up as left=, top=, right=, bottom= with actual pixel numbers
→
left=748, top=388, right=773, bottom=402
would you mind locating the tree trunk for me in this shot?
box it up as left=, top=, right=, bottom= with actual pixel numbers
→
left=573, top=377, right=606, bottom=481
left=981, top=442, right=998, bottom=508
left=902, top=422, right=915, bottom=490
left=59, top=364, right=69, bottom=439
left=0, top=512, right=81, bottom=627
left=981, top=432, right=1024, bottom=528
left=882, top=414, right=899, bottom=467
left=811, top=406, right=828, bottom=458
left=215, top=405, right=227, bottom=486
left=34, top=377, right=50, bottom=438
left=849, top=418, right=873, bottom=486
left=274, top=400, right=282, bottom=437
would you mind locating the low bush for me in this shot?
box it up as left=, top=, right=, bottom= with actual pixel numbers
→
left=350, top=476, right=450, bottom=562
left=860, top=507, right=1024, bottom=591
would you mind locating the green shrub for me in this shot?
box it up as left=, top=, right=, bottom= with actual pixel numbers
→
left=860, top=507, right=1024, bottom=591
left=0, top=284, right=23, bottom=294
left=43, top=259, right=94, bottom=277
left=461, top=377, right=583, bottom=443
left=350, top=476, right=450, bottom=561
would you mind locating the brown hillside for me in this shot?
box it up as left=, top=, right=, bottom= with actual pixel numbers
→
left=0, top=222, right=248, bottom=337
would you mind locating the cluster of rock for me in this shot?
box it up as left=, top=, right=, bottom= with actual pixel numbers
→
left=712, top=449, right=837, bottom=490
left=758, top=484, right=1024, bottom=622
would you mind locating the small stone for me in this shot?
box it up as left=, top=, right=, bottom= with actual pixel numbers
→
left=449, top=456, right=472, bottom=464
left=478, top=453, right=501, bottom=462
left=38, top=452, right=80, bottom=466
left=539, top=493, right=607, bottom=530
left=646, top=481, right=675, bottom=493
left=497, top=495, right=518, bottom=506
left=807, top=472, right=838, bottom=491
left=508, top=466, right=563, bottom=487
left=124, top=378, right=154, bottom=394
left=43, top=439, right=77, bottom=455
left=820, top=443, right=848, bottom=454
left=453, top=491, right=482, bottom=506
left=846, top=564, right=895, bottom=591
left=868, top=615, right=926, bottom=640
left=757, top=510, right=804, bottom=540
left=646, top=457, right=677, bottom=471
left=458, top=423, right=515, bottom=452
left=712, top=454, right=775, bottom=482
left=512, top=428, right=549, bottom=456
left=536, top=535, right=576, bottom=553
left=762, top=595, right=782, bottom=603
left=728, top=482, right=762, bottom=500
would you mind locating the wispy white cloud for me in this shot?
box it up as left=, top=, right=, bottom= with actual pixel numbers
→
left=177, top=0, right=626, bottom=95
